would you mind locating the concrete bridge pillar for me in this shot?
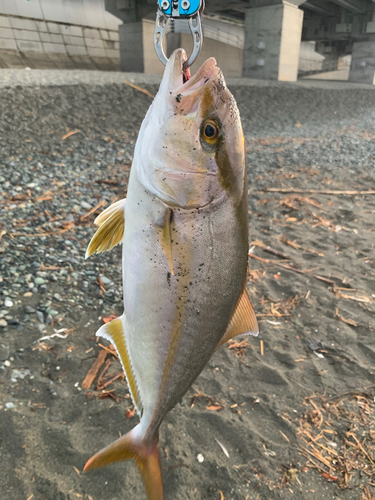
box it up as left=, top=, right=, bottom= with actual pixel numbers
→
left=243, top=1, right=304, bottom=81
left=105, top=0, right=157, bottom=72
left=349, top=42, right=375, bottom=85
left=118, top=22, right=144, bottom=72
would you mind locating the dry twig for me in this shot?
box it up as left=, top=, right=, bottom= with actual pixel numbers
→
left=82, top=350, right=107, bottom=389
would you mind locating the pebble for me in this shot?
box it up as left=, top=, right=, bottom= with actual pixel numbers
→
left=81, top=201, right=92, bottom=210
left=35, top=277, right=45, bottom=285
left=36, top=311, right=44, bottom=323
left=100, top=276, right=111, bottom=285
left=5, top=402, right=14, bottom=409
left=4, top=299, right=13, bottom=308
left=0, top=319, right=7, bottom=327
left=25, top=306, right=35, bottom=313
left=0, top=344, right=9, bottom=361
left=7, top=318, right=19, bottom=325
left=197, top=454, right=204, bottom=463
left=53, top=293, right=62, bottom=301
left=11, top=369, right=30, bottom=383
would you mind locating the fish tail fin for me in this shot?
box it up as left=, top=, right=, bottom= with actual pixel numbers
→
left=84, top=426, right=163, bottom=500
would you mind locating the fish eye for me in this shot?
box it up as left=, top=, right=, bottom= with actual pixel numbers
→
left=205, top=124, right=216, bottom=137
left=202, top=119, right=219, bottom=144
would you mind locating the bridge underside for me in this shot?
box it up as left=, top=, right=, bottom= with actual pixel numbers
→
left=106, top=0, right=375, bottom=84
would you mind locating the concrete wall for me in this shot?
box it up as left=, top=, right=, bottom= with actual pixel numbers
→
left=0, top=0, right=120, bottom=68
left=349, top=42, right=375, bottom=85
left=0, top=0, right=119, bottom=29
left=303, top=68, right=350, bottom=80
left=173, top=16, right=244, bottom=51
left=0, top=15, right=120, bottom=59
left=167, top=32, right=243, bottom=78
left=299, top=41, right=325, bottom=72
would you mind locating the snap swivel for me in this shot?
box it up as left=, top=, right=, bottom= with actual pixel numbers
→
left=154, top=0, right=204, bottom=70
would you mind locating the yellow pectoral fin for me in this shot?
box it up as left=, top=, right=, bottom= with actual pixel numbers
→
left=155, top=208, right=174, bottom=276
left=218, top=288, right=259, bottom=347
left=85, top=199, right=126, bottom=258
left=96, top=315, right=142, bottom=413
left=94, top=198, right=126, bottom=226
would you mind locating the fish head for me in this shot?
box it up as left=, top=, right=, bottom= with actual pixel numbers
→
left=137, top=49, right=246, bottom=209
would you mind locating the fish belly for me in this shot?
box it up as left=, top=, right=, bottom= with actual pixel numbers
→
left=122, top=168, right=248, bottom=429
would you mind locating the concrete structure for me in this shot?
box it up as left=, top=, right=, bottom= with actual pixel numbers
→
left=117, top=18, right=166, bottom=73
left=242, top=2, right=304, bottom=81
left=167, top=16, right=244, bottom=77
left=349, top=41, right=375, bottom=84
left=2, top=0, right=375, bottom=84
left=0, top=0, right=121, bottom=70
left=106, top=0, right=375, bottom=84
left=299, top=41, right=325, bottom=72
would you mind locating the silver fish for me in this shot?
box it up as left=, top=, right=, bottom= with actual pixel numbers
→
left=84, top=48, right=258, bottom=500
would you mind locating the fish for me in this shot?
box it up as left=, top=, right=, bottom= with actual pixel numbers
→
left=83, top=48, right=258, bottom=500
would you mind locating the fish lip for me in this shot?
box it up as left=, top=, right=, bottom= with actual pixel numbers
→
left=168, top=49, right=220, bottom=95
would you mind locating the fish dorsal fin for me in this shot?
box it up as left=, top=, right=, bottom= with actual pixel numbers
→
left=155, top=208, right=174, bottom=276
left=219, top=288, right=259, bottom=347
left=96, top=315, right=142, bottom=414
left=86, top=199, right=126, bottom=258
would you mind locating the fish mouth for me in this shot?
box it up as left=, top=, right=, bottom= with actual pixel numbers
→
left=167, top=48, right=221, bottom=97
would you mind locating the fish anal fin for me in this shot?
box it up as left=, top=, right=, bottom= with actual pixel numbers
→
left=84, top=426, right=163, bottom=500
left=96, top=315, right=142, bottom=413
left=155, top=208, right=174, bottom=276
left=86, top=199, right=126, bottom=258
left=219, top=288, right=259, bottom=347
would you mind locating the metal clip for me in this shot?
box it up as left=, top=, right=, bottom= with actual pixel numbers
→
left=154, top=0, right=203, bottom=70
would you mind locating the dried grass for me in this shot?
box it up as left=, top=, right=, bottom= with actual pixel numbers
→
left=297, top=390, right=375, bottom=489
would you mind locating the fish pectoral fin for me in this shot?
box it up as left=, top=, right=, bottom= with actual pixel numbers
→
left=85, top=199, right=126, bottom=258
left=218, top=288, right=259, bottom=347
left=94, top=198, right=126, bottom=226
left=84, top=426, right=163, bottom=500
left=155, top=207, right=174, bottom=276
left=96, top=315, right=142, bottom=413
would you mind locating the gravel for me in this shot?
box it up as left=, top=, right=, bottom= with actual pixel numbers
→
left=0, top=71, right=374, bottom=335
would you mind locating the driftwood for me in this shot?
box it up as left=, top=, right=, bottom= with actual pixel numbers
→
left=261, top=188, right=375, bottom=196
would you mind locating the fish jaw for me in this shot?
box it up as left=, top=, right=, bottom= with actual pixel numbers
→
left=135, top=49, right=245, bottom=210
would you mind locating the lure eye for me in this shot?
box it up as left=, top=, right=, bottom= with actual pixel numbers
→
left=202, top=120, right=219, bottom=144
